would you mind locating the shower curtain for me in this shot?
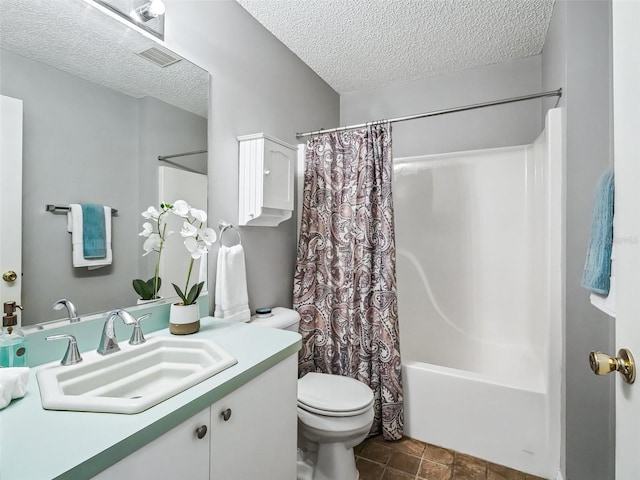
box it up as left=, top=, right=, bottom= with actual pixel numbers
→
left=293, top=124, right=403, bottom=441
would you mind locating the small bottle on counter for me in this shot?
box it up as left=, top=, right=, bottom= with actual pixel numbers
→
left=0, top=301, right=27, bottom=367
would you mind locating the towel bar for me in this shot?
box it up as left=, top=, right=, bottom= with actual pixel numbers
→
left=46, top=204, right=118, bottom=215
left=218, top=220, right=242, bottom=246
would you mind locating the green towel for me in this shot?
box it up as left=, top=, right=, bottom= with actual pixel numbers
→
left=81, top=204, right=106, bottom=259
left=581, top=169, right=614, bottom=294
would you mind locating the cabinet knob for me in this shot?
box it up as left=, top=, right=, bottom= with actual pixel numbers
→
left=264, top=170, right=271, bottom=175
left=195, top=425, right=208, bottom=439
left=221, top=408, right=232, bottom=421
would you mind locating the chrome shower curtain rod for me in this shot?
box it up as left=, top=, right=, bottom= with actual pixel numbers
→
left=295, top=88, right=562, bottom=140
left=158, top=149, right=207, bottom=161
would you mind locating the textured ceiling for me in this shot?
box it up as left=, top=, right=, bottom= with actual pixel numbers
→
left=236, top=0, right=555, bottom=94
left=0, top=0, right=208, bottom=117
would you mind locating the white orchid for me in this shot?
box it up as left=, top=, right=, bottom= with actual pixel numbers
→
left=172, top=200, right=190, bottom=218
left=190, top=208, right=207, bottom=223
left=170, top=200, right=218, bottom=305
left=134, top=203, right=172, bottom=300
left=180, top=222, right=198, bottom=238
left=201, top=227, right=217, bottom=246
left=139, top=222, right=153, bottom=237
left=142, top=233, right=161, bottom=255
left=184, top=237, right=208, bottom=259
left=141, top=206, right=160, bottom=220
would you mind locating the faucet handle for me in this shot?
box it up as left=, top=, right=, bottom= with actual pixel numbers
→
left=129, top=313, right=151, bottom=345
left=46, top=334, right=83, bottom=366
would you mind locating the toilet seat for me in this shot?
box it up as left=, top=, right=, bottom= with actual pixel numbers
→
left=298, top=373, right=374, bottom=417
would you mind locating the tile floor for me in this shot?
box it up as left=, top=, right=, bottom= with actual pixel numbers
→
left=355, top=435, right=548, bottom=480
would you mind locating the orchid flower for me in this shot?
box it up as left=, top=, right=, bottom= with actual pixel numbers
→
left=172, top=200, right=190, bottom=218
left=142, top=233, right=161, bottom=255
left=139, top=222, right=153, bottom=237
left=180, top=222, right=198, bottom=238
left=170, top=200, right=218, bottom=305
left=133, top=203, right=172, bottom=300
left=201, top=227, right=217, bottom=246
left=190, top=208, right=207, bottom=223
left=141, top=206, right=160, bottom=220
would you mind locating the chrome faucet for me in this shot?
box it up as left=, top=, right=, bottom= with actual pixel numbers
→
left=52, top=298, right=80, bottom=323
left=97, top=309, right=138, bottom=355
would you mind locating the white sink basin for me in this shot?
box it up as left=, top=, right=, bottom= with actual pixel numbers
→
left=37, top=336, right=237, bottom=414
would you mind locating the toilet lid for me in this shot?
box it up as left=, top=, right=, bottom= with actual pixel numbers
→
left=297, top=373, right=374, bottom=416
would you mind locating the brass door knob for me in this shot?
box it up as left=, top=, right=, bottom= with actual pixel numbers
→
left=2, top=271, right=17, bottom=282
left=589, top=348, right=636, bottom=384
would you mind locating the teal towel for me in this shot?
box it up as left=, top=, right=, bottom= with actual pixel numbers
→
left=81, top=204, right=106, bottom=259
left=581, top=169, right=614, bottom=294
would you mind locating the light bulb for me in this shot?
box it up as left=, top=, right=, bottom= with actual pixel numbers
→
left=147, top=0, right=166, bottom=17
left=130, top=0, right=166, bottom=23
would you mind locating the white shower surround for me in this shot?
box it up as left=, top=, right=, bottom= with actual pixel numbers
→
left=394, top=109, right=563, bottom=478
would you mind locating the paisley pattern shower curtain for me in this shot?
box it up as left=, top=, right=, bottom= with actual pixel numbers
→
left=293, top=123, right=403, bottom=440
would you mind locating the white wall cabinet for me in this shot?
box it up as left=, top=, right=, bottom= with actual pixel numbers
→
left=93, top=354, right=297, bottom=480
left=238, top=133, right=297, bottom=227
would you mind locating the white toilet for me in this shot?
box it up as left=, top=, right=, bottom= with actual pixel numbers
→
left=252, top=307, right=375, bottom=480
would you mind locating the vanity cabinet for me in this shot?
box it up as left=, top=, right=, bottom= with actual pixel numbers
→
left=93, top=354, right=298, bottom=480
left=210, top=353, right=298, bottom=479
left=92, top=408, right=210, bottom=480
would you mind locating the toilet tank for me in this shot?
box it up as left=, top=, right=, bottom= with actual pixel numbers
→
left=250, top=307, right=300, bottom=332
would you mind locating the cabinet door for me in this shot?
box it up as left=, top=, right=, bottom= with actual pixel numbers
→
left=263, top=139, right=294, bottom=211
left=210, top=354, right=298, bottom=480
left=93, top=408, right=210, bottom=480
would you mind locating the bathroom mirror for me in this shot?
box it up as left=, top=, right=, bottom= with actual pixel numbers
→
left=0, top=0, right=209, bottom=326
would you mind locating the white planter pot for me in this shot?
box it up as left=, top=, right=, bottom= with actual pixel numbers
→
left=169, top=303, right=200, bottom=335
left=136, top=297, right=163, bottom=306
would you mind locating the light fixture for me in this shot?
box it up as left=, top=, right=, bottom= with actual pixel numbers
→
left=130, top=0, right=166, bottom=23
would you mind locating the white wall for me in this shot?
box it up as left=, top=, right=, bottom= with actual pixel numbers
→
left=340, top=55, right=543, bottom=157
left=542, top=2, right=615, bottom=480
left=163, top=1, right=339, bottom=313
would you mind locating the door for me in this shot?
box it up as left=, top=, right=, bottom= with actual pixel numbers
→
left=0, top=95, right=23, bottom=315
left=612, top=1, right=640, bottom=477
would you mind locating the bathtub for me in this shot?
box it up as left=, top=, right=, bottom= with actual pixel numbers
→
left=394, top=109, right=563, bottom=479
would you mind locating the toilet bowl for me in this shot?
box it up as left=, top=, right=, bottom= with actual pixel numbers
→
left=297, top=372, right=374, bottom=480
left=251, top=308, right=375, bottom=480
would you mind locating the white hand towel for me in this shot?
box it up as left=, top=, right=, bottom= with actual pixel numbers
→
left=214, top=245, right=250, bottom=322
left=67, top=204, right=113, bottom=269
left=0, top=367, right=29, bottom=409
left=590, top=244, right=617, bottom=317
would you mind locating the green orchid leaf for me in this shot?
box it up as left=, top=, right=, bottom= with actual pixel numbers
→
left=133, top=278, right=153, bottom=300
left=133, top=277, right=162, bottom=300
left=172, top=283, right=188, bottom=304
left=182, top=281, right=204, bottom=306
